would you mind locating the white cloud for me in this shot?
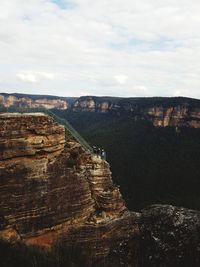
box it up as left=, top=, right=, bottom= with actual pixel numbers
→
left=17, top=71, right=55, bottom=83
left=114, top=75, right=127, bottom=84
left=134, top=85, right=147, bottom=93
left=0, top=0, right=200, bottom=98
left=17, top=73, right=38, bottom=83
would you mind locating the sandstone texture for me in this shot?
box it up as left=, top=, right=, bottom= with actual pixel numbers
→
left=1, top=94, right=200, bottom=128
left=0, top=94, right=68, bottom=110
left=0, top=113, right=139, bottom=266
left=0, top=113, right=200, bottom=267
left=73, top=97, right=110, bottom=113
left=145, top=106, right=200, bottom=128
left=73, top=97, right=200, bottom=128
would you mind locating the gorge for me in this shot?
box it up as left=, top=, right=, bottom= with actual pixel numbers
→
left=0, top=112, right=199, bottom=266
left=1, top=94, right=200, bottom=129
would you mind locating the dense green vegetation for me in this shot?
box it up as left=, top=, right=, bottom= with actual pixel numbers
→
left=54, top=109, right=200, bottom=211
left=75, top=96, right=200, bottom=108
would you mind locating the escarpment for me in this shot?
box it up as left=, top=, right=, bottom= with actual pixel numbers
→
left=0, top=94, right=68, bottom=110
left=73, top=96, right=200, bottom=128
left=0, top=113, right=139, bottom=265
left=0, top=113, right=199, bottom=266
left=1, top=94, right=200, bottom=128
left=145, top=105, right=200, bottom=128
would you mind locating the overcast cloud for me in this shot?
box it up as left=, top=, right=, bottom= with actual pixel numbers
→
left=0, top=0, right=200, bottom=98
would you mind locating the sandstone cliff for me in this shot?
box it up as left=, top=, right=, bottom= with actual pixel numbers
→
left=0, top=113, right=199, bottom=266
left=73, top=96, right=200, bottom=128
left=0, top=113, right=139, bottom=266
left=1, top=94, right=200, bottom=128
left=0, top=94, right=68, bottom=110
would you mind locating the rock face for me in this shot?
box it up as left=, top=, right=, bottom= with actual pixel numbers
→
left=145, top=106, right=200, bottom=128
left=73, top=97, right=110, bottom=113
left=0, top=94, right=68, bottom=110
left=140, top=205, right=200, bottom=267
left=1, top=94, right=200, bottom=128
left=0, top=113, right=199, bottom=266
left=0, top=113, right=139, bottom=266
left=73, top=96, right=200, bottom=128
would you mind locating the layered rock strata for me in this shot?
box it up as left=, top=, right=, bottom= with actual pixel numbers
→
left=0, top=113, right=199, bottom=266
left=145, top=106, right=200, bottom=128
left=73, top=97, right=200, bottom=128
left=0, top=113, right=139, bottom=265
left=1, top=94, right=200, bottom=128
left=0, top=94, right=68, bottom=110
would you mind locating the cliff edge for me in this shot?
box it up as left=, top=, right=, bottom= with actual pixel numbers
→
left=0, top=113, right=139, bottom=266
left=0, top=113, right=199, bottom=267
left=1, top=94, right=200, bottom=128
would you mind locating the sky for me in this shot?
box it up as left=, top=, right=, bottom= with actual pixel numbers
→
left=0, top=0, right=200, bottom=98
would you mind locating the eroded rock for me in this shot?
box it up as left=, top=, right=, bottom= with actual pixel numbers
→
left=0, top=113, right=139, bottom=266
left=140, top=205, right=200, bottom=267
left=0, top=94, right=68, bottom=110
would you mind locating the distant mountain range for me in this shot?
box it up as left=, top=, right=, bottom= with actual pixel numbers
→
left=1, top=93, right=200, bottom=128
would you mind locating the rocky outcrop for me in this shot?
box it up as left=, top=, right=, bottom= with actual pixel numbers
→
left=73, top=97, right=110, bottom=113
left=0, top=113, right=139, bottom=266
left=145, top=106, right=200, bottom=128
left=140, top=205, right=200, bottom=267
left=0, top=113, right=200, bottom=266
left=0, top=94, right=68, bottom=110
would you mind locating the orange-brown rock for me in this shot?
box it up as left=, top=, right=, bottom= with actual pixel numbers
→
left=72, top=96, right=200, bottom=128
left=144, top=105, right=200, bottom=128
left=74, top=97, right=96, bottom=111
left=1, top=94, right=200, bottom=128
left=0, top=113, right=139, bottom=265
left=0, top=94, right=68, bottom=110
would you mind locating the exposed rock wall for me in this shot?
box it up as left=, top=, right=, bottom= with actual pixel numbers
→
left=73, top=97, right=109, bottom=113
left=0, top=113, right=139, bottom=266
left=0, top=94, right=68, bottom=110
left=1, top=113, right=200, bottom=266
left=145, top=106, right=200, bottom=128
left=1, top=94, right=200, bottom=128
left=73, top=97, right=200, bottom=128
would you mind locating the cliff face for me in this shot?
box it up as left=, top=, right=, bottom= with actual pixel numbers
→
left=73, top=97, right=200, bottom=128
left=1, top=94, right=200, bottom=128
left=0, top=113, right=199, bottom=266
left=73, top=97, right=110, bottom=113
left=145, top=106, right=200, bottom=128
left=0, top=94, right=68, bottom=110
left=0, top=113, right=139, bottom=266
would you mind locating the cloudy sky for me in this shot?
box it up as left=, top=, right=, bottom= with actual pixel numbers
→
left=1, top=0, right=200, bottom=98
